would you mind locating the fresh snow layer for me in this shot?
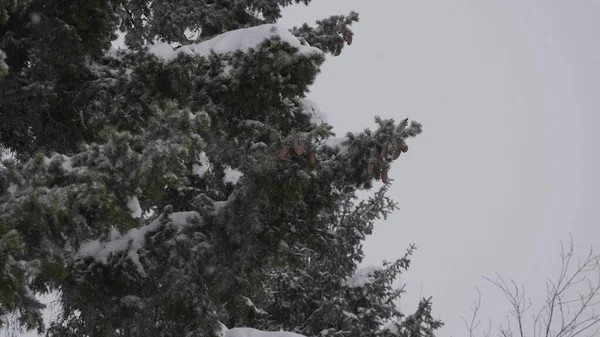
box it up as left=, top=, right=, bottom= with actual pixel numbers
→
left=223, top=166, right=243, bottom=185
left=43, top=154, right=73, bottom=172
left=170, top=211, right=201, bottom=227
left=381, top=321, right=400, bottom=334
left=148, top=24, right=322, bottom=61
left=1, top=148, right=15, bottom=162
left=225, top=327, right=305, bottom=337
left=127, top=196, right=142, bottom=219
left=320, top=136, right=349, bottom=155
left=319, top=131, right=363, bottom=155
left=78, top=211, right=202, bottom=276
left=244, top=297, right=267, bottom=315
left=193, top=152, right=211, bottom=178
left=300, top=99, right=328, bottom=125
left=211, top=192, right=236, bottom=215
left=342, top=310, right=358, bottom=320
left=6, top=184, right=17, bottom=195
left=344, top=265, right=383, bottom=288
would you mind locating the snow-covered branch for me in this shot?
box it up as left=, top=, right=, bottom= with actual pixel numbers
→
left=110, top=24, right=323, bottom=62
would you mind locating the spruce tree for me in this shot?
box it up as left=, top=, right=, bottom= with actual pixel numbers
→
left=0, top=1, right=442, bottom=336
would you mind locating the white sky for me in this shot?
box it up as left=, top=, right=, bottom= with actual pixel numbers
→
left=280, top=1, right=600, bottom=336
left=10, top=1, right=600, bottom=337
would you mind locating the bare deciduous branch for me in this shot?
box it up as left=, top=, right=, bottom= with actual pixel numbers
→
left=461, top=288, right=492, bottom=337
left=463, top=236, right=600, bottom=337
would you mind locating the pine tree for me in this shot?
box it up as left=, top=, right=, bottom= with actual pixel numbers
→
left=0, top=1, right=442, bottom=337
left=253, top=186, right=442, bottom=337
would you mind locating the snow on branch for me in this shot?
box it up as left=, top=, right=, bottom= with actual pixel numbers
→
left=145, top=24, right=322, bottom=61
left=300, top=98, right=328, bottom=126
left=224, top=327, right=306, bottom=337
left=344, top=265, right=384, bottom=288
left=77, top=211, right=202, bottom=276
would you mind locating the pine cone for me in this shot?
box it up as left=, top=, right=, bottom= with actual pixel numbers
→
left=392, top=138, right=401, bottom=160
left=367, top=163, right=374, bottom=177
left=293, top=136, right=306, bottom=155
left=308, top=151, right=317, bottom=165
left=343, top=32, right=353, bottom=45
left=279, top=146, right=289, bottom=160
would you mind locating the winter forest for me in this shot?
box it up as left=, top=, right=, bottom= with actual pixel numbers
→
left=2, top=1, right=600, bottom=337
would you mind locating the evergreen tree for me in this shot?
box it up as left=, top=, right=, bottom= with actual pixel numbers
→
left=0, top=1, right=442, bottom=336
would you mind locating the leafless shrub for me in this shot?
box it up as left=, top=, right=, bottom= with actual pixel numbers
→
left=463, top=236, right=600, bottom=337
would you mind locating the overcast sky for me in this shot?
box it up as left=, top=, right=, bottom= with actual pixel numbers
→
left=11, top=1, right=600, bottom=337
left=280, top=1, right=600, bottom=336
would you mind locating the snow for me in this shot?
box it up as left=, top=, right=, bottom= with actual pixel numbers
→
left=120, top=295, right=145, bottom=310
left=30, top=13, right=41, bottom=25
left=224, top=328, right=305, bottom=337
left=77, top=220, right=160, bottom=275
left=244, top=297, right=267, bottom=315
left=127, top=196, right=142, bottom=218
left=250, top=142, right=268, bottom=150
left=300, top=99, right=328, bottom=125
left=77, top=211, right=202, bottom=276
left=188, top=111, right=197, bottom=123
left=219, top=323, right=229, bottom=337
left=147, top=24, right=322, bottom=62
left=320, top=329, right=335, bottom=337
left=1, top=148, right=15, bottom=161
left=211, top=192, right=236, bottom=215
left=344, top=265, right=383, bottom=288
left=170, top=211, right=201, bottom=226
left=239, top=120, right=265, bottom=128
left=6, top=184, right=17, bottom=195
left=223, top=63, right=234, bottom=75
left=223, top=166, right=243, bottom=185
left=342, top=310, right=358, bottom=320
left=381, top=321, right=400, bottom=334
left=61, top=156, right=73, bottom=171
left=320, top=137, right=349, bottom=155
left=193, top=152, right=211, bottom=178
left=318, top=132, right=363, bottom=156
left=43, top=154, right=73, bottom=172
left=127, top=250, right=146, bottom=276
